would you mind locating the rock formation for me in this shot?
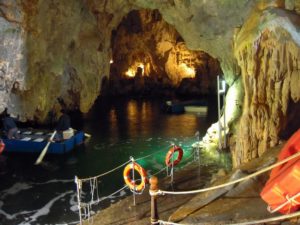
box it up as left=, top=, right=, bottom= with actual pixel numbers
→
left=106, top=9, right=220, bottom=96
left=1, top=0, right=300, bottom=166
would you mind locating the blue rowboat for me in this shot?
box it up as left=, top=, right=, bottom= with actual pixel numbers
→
left=2, top=130, right=84, bottom=154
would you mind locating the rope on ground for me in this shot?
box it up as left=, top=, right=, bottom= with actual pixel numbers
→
left=158, top=220, right=189, bottom=225
left=226, top=210, right=300, bottom=225
left=157, top=151, right=300, bottom=195
left=158, top=210, right=300, bottom=225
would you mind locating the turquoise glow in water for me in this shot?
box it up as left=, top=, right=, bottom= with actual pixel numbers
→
left=0, top=97, right=230, bottom=224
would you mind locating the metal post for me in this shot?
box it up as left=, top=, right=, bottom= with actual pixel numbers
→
left=75, top=176, right=82, bottom=225
left=130, top=156, right=136, bottom=206
left=217, top=75, right=222, bottom=150
left=171, top=144, right=175, bottom=183
left=149, top=176, right=159, bottom=225
left=223, top=82, right=226, bottom=148
left=197, top=131, right=200, bottom=159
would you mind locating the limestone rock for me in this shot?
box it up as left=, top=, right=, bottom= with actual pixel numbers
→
left=1, top=0, right=300, bottom=169
left=233, top=7, right=300, bottom=166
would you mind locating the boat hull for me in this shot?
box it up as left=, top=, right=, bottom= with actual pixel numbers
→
left=3, top=131, right=84, bottom=154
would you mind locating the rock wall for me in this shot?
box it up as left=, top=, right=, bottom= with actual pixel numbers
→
left=0, top=1, right=25, bottom=118
left=107, top=9, right=221, bottom=96
left=1, top=0, right=254, bottom=120
left=1, top=0, right=105, bottom=121
left=1, top=0, right=300, bottom=166
left=233, top=5, right=300, bottom=166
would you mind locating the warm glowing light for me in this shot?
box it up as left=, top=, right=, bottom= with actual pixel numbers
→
left=125, top=63, right=145, bottom=78
left=178, top=63, right=195, bottom=78
left=125, top=68, right=135, bottom=77
left=110, top=59, right=113, bottom=64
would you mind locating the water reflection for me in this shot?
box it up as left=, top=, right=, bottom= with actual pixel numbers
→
left=0, top=97, right=223, bottom=225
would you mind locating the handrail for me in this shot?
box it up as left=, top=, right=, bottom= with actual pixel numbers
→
left=156, top=151, right=300, bottom=195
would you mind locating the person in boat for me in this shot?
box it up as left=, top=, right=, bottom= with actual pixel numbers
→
left=54, top=109, right=73, bottom=141
left=1, top=109, right=20, bottom=139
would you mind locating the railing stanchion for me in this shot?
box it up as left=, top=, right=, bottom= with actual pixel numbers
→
left=171, top=144, right=175, bottom=183
left=130, top=156, right=136, bottom=206
left=149, top=176, right=159, bottom=225
left=75, top=176, right=83, bottom=225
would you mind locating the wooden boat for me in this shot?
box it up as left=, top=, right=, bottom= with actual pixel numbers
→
left=184, top=106, right=208, bottom=114
left=162, top=99, right=207, bottom=114
left=2, top=129, right=85, bottom=154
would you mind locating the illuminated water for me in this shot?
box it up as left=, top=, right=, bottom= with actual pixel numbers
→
left=0, top=97, right=230, bottom=225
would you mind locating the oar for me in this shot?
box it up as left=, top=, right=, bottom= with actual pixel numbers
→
left=84, top=132, right=91, bottom=138
left=35, top=130, right=57, bottom=165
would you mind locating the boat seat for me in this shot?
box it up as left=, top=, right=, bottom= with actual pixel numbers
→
left=33, top=138, right=44, bottom=142
left=21, top=137, right=31, bottom=141
left=63, top=128, right=74, bottom=140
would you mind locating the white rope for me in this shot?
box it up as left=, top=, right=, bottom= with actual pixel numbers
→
left=152, top=166, right=168, bottom=176
left=268, top=192, right=300, bottom=213
left=78, top=144, right=173, bottom=182
left=227, top=210, right=300, bottom=225
left=84, top=185, right=128, bottom=206
left=158, top=220, right=189, bottom=225
left=158, top=210, right=300, bottom=225
left=79, top=159, right=131, bottom=181
left=135, top=144, right=173, bottom=161
left=89, top=178, right=97, bottom=203
left=157, top=151, right=300, bottom=195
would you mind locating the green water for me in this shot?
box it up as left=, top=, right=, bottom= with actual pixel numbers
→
left=0, top=97, right=231, bottom=225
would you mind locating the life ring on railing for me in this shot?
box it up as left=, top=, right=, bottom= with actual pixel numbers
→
left=165, top=145, right=183, bottom=167
left=123, top=162, right=147, bottom=192
left=0, top=140, right=5, bottom=154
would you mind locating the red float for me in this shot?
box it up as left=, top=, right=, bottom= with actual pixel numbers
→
left=0, top=140, right=4, bottom=154
left=260, top=129, right=300, bottom=214
left=165, top=145, right=183, bottom=167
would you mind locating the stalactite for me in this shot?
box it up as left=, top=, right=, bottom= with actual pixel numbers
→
left=234, top=10, right=300, bottom=166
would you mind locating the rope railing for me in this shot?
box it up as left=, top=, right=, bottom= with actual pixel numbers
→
left=75, top=139, right=198, bottom=225
left=149, top=151, right=300, bottom=225
left=156, top=150, right=300, bottom=196
left=80, top=185, right=128, bottom=207
left=135, top=144, right=173, bottom=161
left=78, top=159, right=131, bottom=181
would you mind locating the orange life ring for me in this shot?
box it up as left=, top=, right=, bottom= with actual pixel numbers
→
left=0, top=140, right=5, bottom=154
left=165, top=145, right=183, bottom=167
left=123, top=162, right=147, bottom=192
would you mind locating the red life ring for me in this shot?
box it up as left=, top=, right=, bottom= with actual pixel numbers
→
left=165, top=145, right=183, bottom=167
left=123, top=162, right=147, bottom=192
left=0, top=140, right=5, bottom=154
